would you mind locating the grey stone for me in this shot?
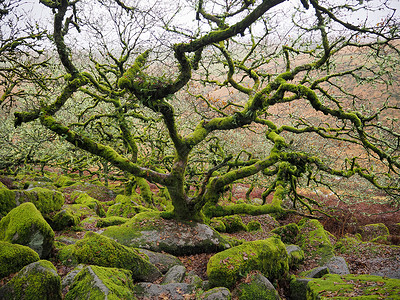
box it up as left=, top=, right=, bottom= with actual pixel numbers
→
left=235, top=273, right=280, bottom=300
left=162, top=265, right=186, bottom=284
left=61, top=264, right=85, bottom=289
left=324, top=256, right=350, bottom=275
left=201, top=287, right=231, bottom=300
left=286, top=244, right=305, bottom=268
left=135, top=282, right=194, bottom=299
left=290, top=277, right=313, bottom=300
left=303, top=266, right=330, bottom=278
left=137, top=248, right=183, bottom=274
left=102, top=214, right=231, bottom=255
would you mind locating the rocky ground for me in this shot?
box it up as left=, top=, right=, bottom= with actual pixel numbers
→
left=0, top=173, right=399, bottom=299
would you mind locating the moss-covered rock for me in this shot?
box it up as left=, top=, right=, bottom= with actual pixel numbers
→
left=134, top=282, right=194, bottom=300
left=200, top=287, right=231, bottom=300
left=65, top=231, right=161, bottom=281
left=55, top=175, right=76, bottom=188
left=62, top=203, right=97, bottom=223
left=247, top=220, right=262, bottom=232
left=0, top=241, right=40, bottom=279
left=106, top=202, right=151, bottom=218
left=306, top=274, right=400, bottom=299
left=297, top=219, right=334, bottom=265
left=286, top=245, right=305, bottom=269
left=15, top=187, right=64, bottom=215
left=0, top=202, right=54, bottom=258
left=136, top=248, right=184, bottom=274
left=50, top=209, right=79, bottom=231
left=0, top=182, right=16, bottom=218
left=0, top=184, right=64, bottom=218
left=102, top=211, right=230, bottom=255
left=71, top=191, right=106, bottom=217
left=214, top=215, right=248, bottom=233
left=359, top=223, right=390, bottom=242
left=64, top=265, right=136, bottom=300
left=271, top=223, right=299, bottom=244
left=210, top=218, right=226, bottom=232
left=96, top=216, right=129, bottom=228
left=207, top=237, right=289, bottom=288
left=0, top=260, right=62, bottom=300
left=235, top=272, right=280, bottom=300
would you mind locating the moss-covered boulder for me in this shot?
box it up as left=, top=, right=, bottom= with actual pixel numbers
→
left=49, top=209, right=79, bottom=231
left=200, top=287, right=231, bottom=300
left=234, top=272, right=280, bottom=300
left=271, top=223, right=299, bottom=244
left=137, top=248, right=184, bottom=274
left=0, top=184, right=64, bottom=218
left=0, top=241, right=40, bottom=279
left=64, top=265, right=136, bottom=300
left=15, top=187, right=64, bottom=215
left=213, top=215, right=248, bottom=233
left=210, top=218, right=226, bottom=232
left=0, top=260, right=62, bottom=300
left=134, top=282, right=194, bottom=299
left=96, top=216, right=129, bottom=228
left=0, top=182, right=16, bottom=218
left=62, top=231, right=161, bottom=281
left=106, top=202, right=151, bottom=218
left=54, top=175, right=76, bottom=188
left=359, top=223, right=390, bottom=242
left=207, top=237, right=289, bottom=288
left=71, top=191, right=106, bottom=217
left=306, top=274, right=400, bottom=299
left=247, top=220, right=262, bottom=232
left=102, top=211, right=231, bottom=255
left=297, top=219, right=334, bottom=265
left=0, top=202, right=54, bottom=258
left=286, top=245, right=305, bottom=269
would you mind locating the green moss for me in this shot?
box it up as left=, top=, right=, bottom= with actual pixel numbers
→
left=207, top=237, right=288, bottom=288
left=16, top=187, right=64, bottom=215
left=106, top=202, right=151, bottom=218
left=360, top=223, right=390, bottom=241
left=247, top=220, right=262, bottom=232
left=64, top=203, right=97, bottom=221
left=0, top=183, right=16, bottom=218
left=54, top=175, right=76, bottom=187
left=65, top=265, right=136, bottom=300
left=306, top=274, right=400, bottom=299
left=58, top=244, right=79, bottom=266
left=100, top=211, right=163, bottom=246
left=215, top=215, right=248, bottom=233
left=210, top=218, right=227, bottom=232
left=0, top=241, right=40, bottom=279
left=237, top=273, right=279, bottom=300
left=271, top=223, right=299, bottom=244
left=70, top=232, right=161, bottom=281
left=297, top=219, right=334, bottom=265
left=96, top=216, right=129, bottom=228
left=50, top=209, right=79, bottom=231
left=0, top=260, right=62, bottom=300
left=0, top=202, right=55, bottom=258
left=72, top=192, right=105, bottom=217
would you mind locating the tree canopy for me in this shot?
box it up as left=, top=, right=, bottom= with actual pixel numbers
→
left=1, top=0, right=399, bottom=221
